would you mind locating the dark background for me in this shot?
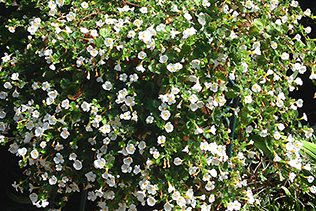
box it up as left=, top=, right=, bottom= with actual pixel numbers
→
left=0, top=0, right=316, bottom=210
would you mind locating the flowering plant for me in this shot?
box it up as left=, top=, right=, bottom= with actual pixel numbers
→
left=1, top=0, right=316, bottom=210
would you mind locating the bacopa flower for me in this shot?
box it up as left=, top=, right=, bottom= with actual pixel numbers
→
left=165, top=122, right=174, bottom=133
left=157, top=135, right=166, bottom=145
left=244, top=95, right=252, bottom=104
left=73, top=160, right=83, bottom=170
left=81, top=1, right=89, bottom=8
left=167, top=63, right=176, bottom=73
left=30, top=149, right=39, bottom=159
left=281, top=52, right=289, bottom=60
left=60, top=128, right=70, bottom=139
left=85, top=171, right=96, bottom=182
left=146, top=116, right=154, bottom=124
left=49, top=175, right=57, bottom=185
left=104, top=38, right=114, bottom=47
left=270, top=41, right=278, bottom=49
left=174, top=157, right=183, bottom=166
left=126, top=143, right=136, bottom=154
left=138, top=51, right=147, bottom=60
left=99, top=124, right=111, bottom=134
left=81, top=101, right=91, bottom=112
left=102, top=81, right=112, bottom=90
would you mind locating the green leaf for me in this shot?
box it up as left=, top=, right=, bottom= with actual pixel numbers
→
left=249, top=26, right=259, bottom=36
left=250, top=134, right=270, bottom=155
left=301, top=141, right=316, bottom=161
left=71, top=111, right=82, bottom=121
left=99, top=27, right=111, bottom=38
left=292, top=70, right=299, bottom=80
left=60, top=78, right=71, bottom=89
left=253, top=19, right=265, bottom=31
left=180, top=44, right=191, bottom=58
left=225, top=88, right=238, bottom=99
left=281, top=186, right=291, bottom=196
left=94, top=37, right=104, bottom=48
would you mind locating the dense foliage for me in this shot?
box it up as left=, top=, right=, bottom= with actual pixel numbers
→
left=1, top=0, right=316, bottom=210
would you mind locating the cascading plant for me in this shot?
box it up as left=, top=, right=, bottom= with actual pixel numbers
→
left=1, top=0, right=316, bottom=210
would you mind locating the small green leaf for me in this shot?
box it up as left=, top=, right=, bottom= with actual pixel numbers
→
left=99, top=27, right=111, bottom=38
left=281, top=186, right=291, bottom=196
left=225, top=88, right=238, bottom=99
left=251, top=134, right=270, bottom=155
left=253, top=19, right=265, bottom=31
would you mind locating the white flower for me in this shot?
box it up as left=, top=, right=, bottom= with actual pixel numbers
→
left=30, top=149, right=39, bottom=159
left=260, top=129, right=268, bottom=137
left=290, top=0, right=298, bottom=7
left=270, top=41, right=278, bottom=49
left=157, top=135, right=166, bottom=145
left=289, top=172, right=296, bottom=183
left=251, top=84, right=261, bottom=93
left=147, top=197, right=156, bottom=206
left=99, top=124, right=111, bottom=134
left=140, top=7, right=147, bottom=13
left=127, top=30, right=136, bottom=38
left=281, top=52, right=289, bottom=60
left=167, top=63, right=176, bottom=72
left=8, top=26, right=15, bottom=33
left=174, top=157, right=183, bottom=166
left=114, top=64, right=121, bottom=71
left=160, top=110, right=171, bottom=121
left=308, top=176, right=314, bottom=183
left=4, top=82, right=12, bottom=89
left=146, top=116, right=154, bottom=124
left=60, top=128, right=70, bottom=139
left=119, top=73, right=128, bottom=82
left=138, top=51, right=147, bottom=60
left=1, top=54, right=10, bottom=63
left=102, top=81, right=112, bottom=90
left=85, top=171, right=96, bottom=182
left=81, top=101, right=91, bottom=112
left=89, top=48, right=98, bottom=57
left=81, top=1, right=89, bottom=8
left=133, top=19, right=143, bottom=28
left=66, top=12, right=76, bottom=21
left=273, top=131, right=281, bottom=140
left=73, top=160, right=83, bottom=170
left=165, top=122, right=174, bottom=133
left=304, top=26, right=312, bottom=34
left=244, top=95, right=252, bottom=104
left=129, top=73, right=139, bottom=82
left=48, top=1, right=56, bottom=9
left=49, top=175, right=57, bottom=185
left=202, top=0, right=211, bottom=7
left=104, top=38, right=114, bottom=47
left=48, top=90, right=58, bottom=99
left=120, top=111, right=131, bottom=120
left=159, top=55, right=168, bottom=64
left=61, top=99, right=70, bottom=109
left=94, top=158, right=106, bottom=169
left=183, top=27, right=197, bottom=39
left=126, top=143, right=136, bottom=154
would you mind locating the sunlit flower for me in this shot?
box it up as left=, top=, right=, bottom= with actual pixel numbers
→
left=244, top=95, right=252, bottom=104
left=81, top=1, right=89, bottom=8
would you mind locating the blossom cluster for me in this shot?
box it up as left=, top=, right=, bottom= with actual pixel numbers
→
left=1, top=0, right=316, bottom=210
